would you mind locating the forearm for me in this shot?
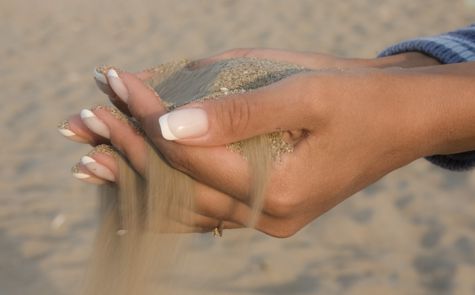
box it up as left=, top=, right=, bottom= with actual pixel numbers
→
left=376, top=24, right=475, bottom=170
left=414, top=62, right=475, bottom=156
left=338, top=52, right=441, bottom=69
left=328, top=49, right=475, bottom=170
left=386, top=62, right=475, bottom=159
left=369, top=52, right=441, bottom=68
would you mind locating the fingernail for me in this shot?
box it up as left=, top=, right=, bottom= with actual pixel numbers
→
left=107, top=69, right=128, bottom=102
left=81, top=156, right=115, bottom=181
left=94, top=67, right=108, bottom=84
left=80, top=109, right=110, bottom=138
left=57, top=120, right=89, bottom=143
left=72, top=164, right=107, bottom=185
left=73, top=171, right=91, bottom=179
left=158, top=108, right=208, bottom=140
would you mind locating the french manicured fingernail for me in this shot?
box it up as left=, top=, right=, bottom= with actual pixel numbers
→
left=80, top=109, right=110, bottom=138
left=73, top=171, right=91, bottom=179
left=158, top=108, right=208, bottom=140
left=72, top=164, right=107, bottom=185
left=81, top=156, right=115, bottom=181
left=107, top=69, right=128, bottom=102
left=57, top=120, right=89, bottom=143
left=94, top=68, right=108, bottom=84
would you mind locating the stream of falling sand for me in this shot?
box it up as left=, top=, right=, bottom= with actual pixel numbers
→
left=83, top=58, right=308, bottom=295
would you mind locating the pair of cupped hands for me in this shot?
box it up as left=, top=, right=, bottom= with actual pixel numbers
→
left=60, top=48, right=440, bottom=237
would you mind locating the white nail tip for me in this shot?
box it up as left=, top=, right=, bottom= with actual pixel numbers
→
left=80, top=156, right=115, bottom=181
left=79, top=109, right=110, bottom=138
left=106, top=69, right=128, bottom=102
left=73, top=172, right=91, bottom=179
left=159, top=113, right=178, bottom=140
left=58, top=128, right=76, bottom=137
left=80, top=109, right=96, bottom=119
left=107, top=68, right=119, bottom=78
left=81, top=156, right=96, bottom=165
left=94, top=68, right=108, bottom=84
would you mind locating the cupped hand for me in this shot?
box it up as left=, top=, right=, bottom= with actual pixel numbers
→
left=62, top=67, right=434, bottom=237
left=60, top=48, right=440, bottom=236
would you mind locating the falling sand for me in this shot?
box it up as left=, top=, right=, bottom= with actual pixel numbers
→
left=83, top=58, right=308, bottom=295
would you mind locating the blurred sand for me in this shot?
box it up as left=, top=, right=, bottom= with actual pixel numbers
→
left=2, top=0, right=475, bottom=294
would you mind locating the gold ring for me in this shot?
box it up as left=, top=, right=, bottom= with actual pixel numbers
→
left=213, top=221, right=223, bottom=237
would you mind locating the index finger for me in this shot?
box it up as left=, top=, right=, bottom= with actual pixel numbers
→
left=94, top=66, right=161, bottom=115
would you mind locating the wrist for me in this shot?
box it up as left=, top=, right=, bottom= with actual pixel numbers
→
left=366, top=52, right=441, bottom=68
left=387, top=63, right=475, bottom=157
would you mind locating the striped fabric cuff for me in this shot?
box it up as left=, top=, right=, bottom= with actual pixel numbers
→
left=379, top=24, right=475, bottom=63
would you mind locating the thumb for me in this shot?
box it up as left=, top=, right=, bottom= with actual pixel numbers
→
left=158, top=76, right=316, bottom=146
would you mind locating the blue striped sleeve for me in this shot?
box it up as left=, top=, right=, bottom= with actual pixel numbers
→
left=379, top=24, right=475, bottom=171
left=379, top=24, right=475, bottom=63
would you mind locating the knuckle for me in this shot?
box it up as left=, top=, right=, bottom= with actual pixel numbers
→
left=126, top=98, right=148, bottom=124
left=265, top=193, right=300, bottom=218
left=109, top=134, right=128, bottom=156
left=219, top=96, right=252, bottom=138
left=228, top=97, right=251, bottom=134
left=163, top=150, right=180, bottom=167
left=273, top=229, right=297, bottom=239
left=265, top=221, right=301, bottom=239
left=163, top=148, right=194, bottom=174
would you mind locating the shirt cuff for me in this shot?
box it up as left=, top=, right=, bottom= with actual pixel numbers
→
left=379, top=25, right=475, bottom=63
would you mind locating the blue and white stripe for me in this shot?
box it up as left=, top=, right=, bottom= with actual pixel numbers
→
left=379, top=24, right=475, bottom=63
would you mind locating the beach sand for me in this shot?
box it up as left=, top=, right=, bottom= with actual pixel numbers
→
left=2, top=0, right=475, bottom=294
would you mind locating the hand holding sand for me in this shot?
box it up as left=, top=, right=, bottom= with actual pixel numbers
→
left=57, top=49, right=475, bottom=238
left=95, top=67, right=426, bottom=238
left=59, top=52, right=475, bottom=236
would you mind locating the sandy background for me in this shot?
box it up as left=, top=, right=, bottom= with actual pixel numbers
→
left=2, top=0, right=475, bottom=294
